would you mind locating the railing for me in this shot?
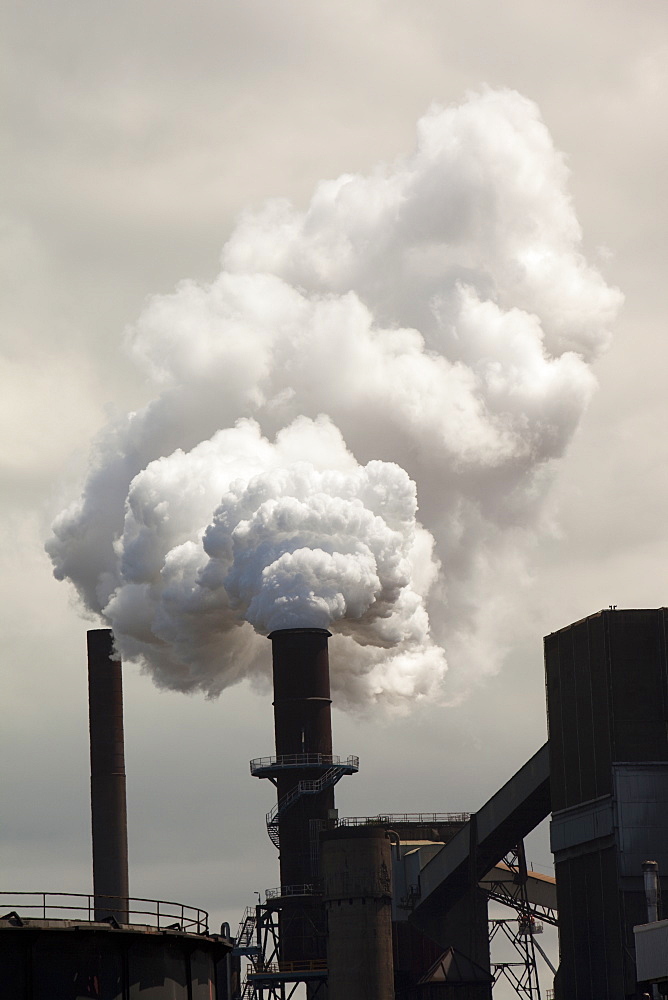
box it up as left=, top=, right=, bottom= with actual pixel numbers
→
left=249, top=959, right=327, bottom=975
left=250, top=754, right=359, bottom=773
left=339, top=812, right=471, bottom=826
left=234, top=906, right=257, bottom=949
left=266, top=766, right=351, bottom=828
left=0, top=892, right=208, bottom=934
left=265, top=883, right=322, bottom=899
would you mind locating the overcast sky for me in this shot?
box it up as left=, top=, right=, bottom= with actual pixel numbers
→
left=2, top=1, right=667, bottom=990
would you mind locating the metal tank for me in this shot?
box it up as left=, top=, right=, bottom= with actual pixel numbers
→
left=321, top=825, right=395, bottom=1000
left=0, top=898, right=231, bottom=999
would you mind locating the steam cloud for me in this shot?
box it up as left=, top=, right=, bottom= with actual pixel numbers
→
left=47, top=89, right=621, bottom=709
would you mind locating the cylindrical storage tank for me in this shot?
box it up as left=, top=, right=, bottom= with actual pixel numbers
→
left=0, top=919, right=231, bottom=999
left=321, top=826, right=394, bottom=1000
left=87, top=628, right=129, bottom=922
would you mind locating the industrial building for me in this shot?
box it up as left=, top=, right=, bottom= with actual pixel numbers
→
left=2, top=609, right=668, bottom=997
left=545, top=608, right=668, bottom=998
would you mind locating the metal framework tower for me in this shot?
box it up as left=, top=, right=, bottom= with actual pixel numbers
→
left=486, top=844, right=557, bottom=1000
left=234, top=901, right=327, bottom=999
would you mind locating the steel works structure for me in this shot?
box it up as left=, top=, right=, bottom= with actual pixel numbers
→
left=248, top=627, right=358, bottom=995
left=545, top=607, right=668, bottom=999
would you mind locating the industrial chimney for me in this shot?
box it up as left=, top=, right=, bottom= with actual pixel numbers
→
left=87, top=628, right=129, bottom=922
left=271, top=627, right=335, bottom=891
left=250, top=627, right=358, bottom=968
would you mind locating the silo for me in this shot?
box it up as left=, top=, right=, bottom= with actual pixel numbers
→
left=321, top=826, right=395, bottom=1000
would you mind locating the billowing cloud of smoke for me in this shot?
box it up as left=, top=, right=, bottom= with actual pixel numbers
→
left=47, top=88, right=622, bottom=709
left=98, top=415, right=444, bottom=704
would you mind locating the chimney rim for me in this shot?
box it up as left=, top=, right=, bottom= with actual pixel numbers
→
left=268, top=628, right=332, bottom=639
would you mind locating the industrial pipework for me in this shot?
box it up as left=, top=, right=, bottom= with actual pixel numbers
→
left=87, top=628, right=129, bottom=922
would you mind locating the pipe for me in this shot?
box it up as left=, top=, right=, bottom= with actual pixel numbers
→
left=87, top=628, right=129, bottom=922
left=642, top=860, right=660, bottom=923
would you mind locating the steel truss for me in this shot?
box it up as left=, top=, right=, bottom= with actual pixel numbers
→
left=490, top=917, right=541, bottom=999
left=234, top=900, right=327, bottom=1000
left=487, top=842, right=554, bottom=999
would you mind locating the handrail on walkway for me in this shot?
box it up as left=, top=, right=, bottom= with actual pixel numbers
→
left=0, top=891, right=209, bottom=934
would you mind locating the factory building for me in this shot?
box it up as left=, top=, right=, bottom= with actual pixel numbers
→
left=545, top=608, right=668, bottom=998
left=239, top=611, right=668, bottom=998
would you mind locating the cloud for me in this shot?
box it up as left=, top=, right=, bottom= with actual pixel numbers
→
left=46, top=89, right=622, bottom=708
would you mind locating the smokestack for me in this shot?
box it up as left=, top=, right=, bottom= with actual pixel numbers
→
left=87, top=628, right=129, bottom=922
left=250, top=627, right=357, bottom=970
left=270, top=627, right=334, bottom=882
left=269, top=627, right=334, bottom=965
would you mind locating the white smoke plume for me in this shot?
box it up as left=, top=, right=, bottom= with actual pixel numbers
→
left=47, top=88, right=621, bottom=709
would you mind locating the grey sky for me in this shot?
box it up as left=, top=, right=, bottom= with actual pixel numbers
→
left=2, top=3, right=667, bottom=991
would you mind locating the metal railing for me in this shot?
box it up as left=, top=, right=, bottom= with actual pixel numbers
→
left=234, top=906, right=257, bottom=949
left=264, top=883, right=322, bottom=899
left=266, top=764, right=352, bottom=848
left=250, top=754, right=358, bottom=773
left=0, top=892, right=208, bottom=934
left=267, top=766, right=349, bottom=825
left=249, top=959, right=327, bottom=975
left=339, top=812, right=471, bottom=826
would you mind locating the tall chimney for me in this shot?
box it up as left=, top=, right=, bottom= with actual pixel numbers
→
left=270, top=628, right=334, bottom=965
left=251, top=627, right=358, bottom=974
left=87, top=628, right=129, bottom=922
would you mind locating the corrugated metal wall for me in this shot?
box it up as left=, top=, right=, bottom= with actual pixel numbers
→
left=545, top=608, right=668, bottom=999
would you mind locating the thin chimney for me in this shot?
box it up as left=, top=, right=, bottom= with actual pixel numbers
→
left=87, top=628, right=129, bottom=922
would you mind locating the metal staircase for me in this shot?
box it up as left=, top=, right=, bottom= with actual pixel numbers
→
left=252, top=754, right=358, bottom=849
left=265, top=764, right=352, bottom=848
left=233, top=906, right=260, bottom=957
